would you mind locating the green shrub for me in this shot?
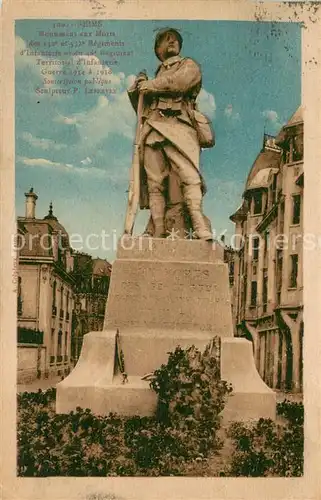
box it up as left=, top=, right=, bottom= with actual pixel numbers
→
left=17, top=340, right=232, bottom=477
left=149, top=343, right=232, bottom=462
left=18, top=403, right=137, bottom=476
left=277, top=399, right=304, bottom=426
left=124, top=342, right=232, bottom=475
left=223, top=400, right=304, bottom=477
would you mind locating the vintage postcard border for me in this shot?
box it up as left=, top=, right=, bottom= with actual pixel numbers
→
left=1, top=1, right=321, bottom=499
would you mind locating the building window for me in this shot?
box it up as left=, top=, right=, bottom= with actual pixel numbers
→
left=292, top=194, right=301, bottom=225
left=57, top=329, right=63, bottom=358
left=276, top=249, right=283, bottom=300
left=252, top=236, right=260, bottom=261
left=271, top=174, right=277, bottom=204
left=250, top=281, right=257, bottom=307
left=66, top=291, right=70, bottom=320
left=279, top=199, right=285, bottom=234
left=241, top=275, right=247, bottom=316
left=283, top=146, right=290, bottom=164
left=65, top=331, right=68, bottom=357
left=52, top=280, right=57, bottom=315
left=60, top=286, right=64, bottom=319
left=253, top=192, right=262, bottom=215
left=50, top=328, right=55, bottom=363
left=292, top=134, right=303, bottom=162
left=99, top=298, right=106, bottom=315
left=262, top=271, right=268, bottom=313
left=264, top=230, right=270, bottom=254
left=52, top=280, right=56, bottom=306
left=289, top=254, right=299, bottom=288
left=229, top=261, right=234, bottom=286
left=17, top=277, right=23, bottom=315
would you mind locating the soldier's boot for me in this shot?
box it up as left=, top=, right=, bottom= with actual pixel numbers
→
left=149, top=192, right=166, bottom=238
left=184, top=185, right=213, bottom=241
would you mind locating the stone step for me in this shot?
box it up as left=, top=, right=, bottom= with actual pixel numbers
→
left=56, top=333, right=276, bottom=422
left=56, top=375, right=156, bottom=417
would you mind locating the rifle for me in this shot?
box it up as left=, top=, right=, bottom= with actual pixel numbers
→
left=124, top=89, right=144, bottom=235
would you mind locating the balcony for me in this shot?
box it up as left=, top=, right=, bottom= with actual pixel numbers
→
left=57, top=355, right=63, bottom=363
left=17, top=327, right=44, bottom=345
left=52, top=305, right=57, bottom=316
left=59, top=309, right=64, bottom=320
left=50, top=356, right=55, bottom=364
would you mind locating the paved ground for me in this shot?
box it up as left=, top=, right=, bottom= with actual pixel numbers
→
left=275, top=390, right=303, bottom=403
left=17, top=376, right=62, bottom=393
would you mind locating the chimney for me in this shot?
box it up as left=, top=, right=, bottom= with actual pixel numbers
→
left=24, top=187, right=38, bottom=219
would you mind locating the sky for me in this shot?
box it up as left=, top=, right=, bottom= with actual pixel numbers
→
left=15, top=20, right=301, bottom=261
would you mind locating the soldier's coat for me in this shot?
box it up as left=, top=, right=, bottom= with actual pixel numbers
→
left=128, top=55, right=207, bottom=209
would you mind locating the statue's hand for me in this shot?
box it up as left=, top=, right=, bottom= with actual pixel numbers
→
left=137, top=80, right=155, bottom=95
left=135, top=71, right=148, bottom=87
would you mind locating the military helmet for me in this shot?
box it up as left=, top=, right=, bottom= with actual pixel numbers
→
left=154, top=28, right=183, bottom=60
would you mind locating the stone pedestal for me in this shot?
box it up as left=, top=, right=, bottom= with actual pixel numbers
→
left=56, top=237, right=276, bottom=421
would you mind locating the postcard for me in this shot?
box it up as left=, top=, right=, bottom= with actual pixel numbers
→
left=1, top=1, right=321, bottom=499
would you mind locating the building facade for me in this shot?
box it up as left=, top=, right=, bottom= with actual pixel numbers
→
left=17, top=190, right=75, bottom=381
left=223, top=241, right=236, bottom=333
left=230, top=107, right=303, bottom=393
left=71, top=252, right=111, bottom=363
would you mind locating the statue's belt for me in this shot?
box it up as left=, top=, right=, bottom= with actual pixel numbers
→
left=150, top=96, right=195, bottom=113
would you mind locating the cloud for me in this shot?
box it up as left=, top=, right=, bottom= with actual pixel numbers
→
left=15, top=36, right=74, bottom=102
left=21, top=132, right=67, bottom=151
left=54, top=83, right=216, bottom=150
left=80, top=157, right=92, bottom=165
left=262, top=109, right=284, bottom=131
left=55, top=115, right=79, bottom=125
left=126, top=74, right=136, bottom=88
left=18, top=157, right=64, bottom=168
left=196, top=89, right=216, bottom=119
left=17, top=156, right=109, bottom=178
left=17, top=155, right=130, bottom=186
left=224, top=104, right=240, bottom=122
left=16, top=40, right=216, bottom=177
left=262, top=109, right=278, bottom=122
left=16, top=36, right=60, bottom=77
left=15, top=37, right=29, bottom=67
left=54, top=91, right=136, bottom=148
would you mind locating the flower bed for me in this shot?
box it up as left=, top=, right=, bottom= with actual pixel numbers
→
left=17, top=343, right=303, bottom=477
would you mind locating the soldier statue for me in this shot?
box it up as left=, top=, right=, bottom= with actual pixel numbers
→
left=127, top=27, right=215, bottom=240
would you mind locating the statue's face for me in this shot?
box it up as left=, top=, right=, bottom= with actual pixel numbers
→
left=156, top=32, right=180, bottom=61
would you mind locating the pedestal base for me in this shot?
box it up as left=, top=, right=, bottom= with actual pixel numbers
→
left=56, top=330, right=275, bottom=422
left=56, top=238, right=275, bottom=422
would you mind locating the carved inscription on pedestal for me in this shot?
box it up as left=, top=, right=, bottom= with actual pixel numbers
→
left=106, top=260, right=233, bottom=337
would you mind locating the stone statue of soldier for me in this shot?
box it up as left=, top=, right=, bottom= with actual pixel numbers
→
left=127, top=27, right=214, bottom=240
